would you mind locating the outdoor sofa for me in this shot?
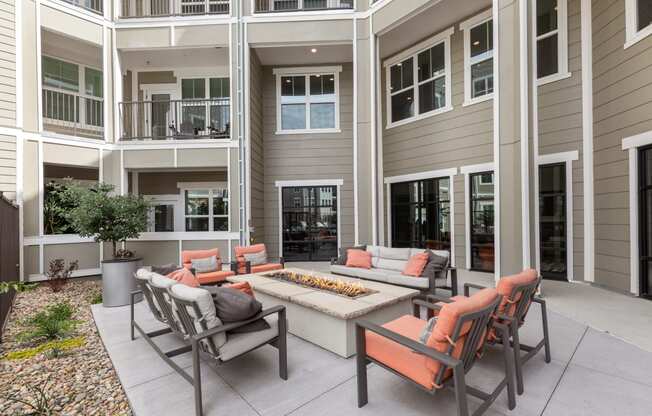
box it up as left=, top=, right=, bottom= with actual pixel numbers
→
left=330, top=245, right=458, bottom=296
left=132, top=269, right=288, bottom=416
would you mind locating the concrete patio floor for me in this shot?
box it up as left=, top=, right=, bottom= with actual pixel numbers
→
left=92, top=264, right=652, bottom=416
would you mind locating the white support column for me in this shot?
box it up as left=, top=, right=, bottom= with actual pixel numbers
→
left=103, top=26, right=110, bottom=142
left=352, top=17, right=359, bottom=245
left=36, top=0, right=43, bottom=133
left=112, top=29, right=123, bottom=144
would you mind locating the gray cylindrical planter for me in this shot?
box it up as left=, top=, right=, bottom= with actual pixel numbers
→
left=101, top=257, right=143, bottom=307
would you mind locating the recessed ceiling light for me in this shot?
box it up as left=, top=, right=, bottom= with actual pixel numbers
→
left=311, top=48, right=318, bottom=53
left=473, top=41, right=481, bottom=46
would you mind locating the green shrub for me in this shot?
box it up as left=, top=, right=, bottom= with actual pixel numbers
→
left=18, top=302, right=77, bottom=343
left=0, top=281, right=38, bottom=295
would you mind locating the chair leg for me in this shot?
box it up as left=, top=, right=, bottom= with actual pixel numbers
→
left=511, top=323, right=524, bottom=395
left=278, top=311, right=288, bottom=380
left=452, top=363, right=469, bottom=416
left=540, top=299, right=552, bottom=364
left=497, top=324, right=516, bottom=410
left=192, top=340, right=203, bottom=416
left=356, top=325, right=368, bottom=408
left=130, top=291, right=136, bottom=341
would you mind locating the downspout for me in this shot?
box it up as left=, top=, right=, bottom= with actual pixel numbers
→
left=236, top=0, right=247, bottom=245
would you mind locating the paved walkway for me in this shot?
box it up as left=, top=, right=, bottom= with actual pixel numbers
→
left=93, top=265, right=652, bottom=415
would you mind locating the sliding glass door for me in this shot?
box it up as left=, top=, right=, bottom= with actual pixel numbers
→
left=639, top=146, right=652, bottom=298
left=469, top=172, right=494, bottom=272
left=282, top=186, right=338, bottom=261
left=539, top=163, right=567, bottom=280
left=390, top=177, right=451, bottom=250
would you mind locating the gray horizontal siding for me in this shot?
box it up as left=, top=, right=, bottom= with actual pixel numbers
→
left=0, top=133, right=15, bottom=200
left=250, top=51, right=265, bottom=244
left=0, top=0, right=15, bottom=127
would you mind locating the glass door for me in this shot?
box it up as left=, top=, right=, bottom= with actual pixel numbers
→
left=639, top=146, right=652, bottom=298
left=539, top=163, right=567, bottom=280
left=282, top=186, right=338, bottom=261
left=469, top=172, right=495, bottom=272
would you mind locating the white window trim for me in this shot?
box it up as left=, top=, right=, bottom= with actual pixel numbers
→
left=535, top=0, right=570, bottom=86
left=461, top=162, right=494, bottom=270
left=178, top=181, right=229, bottom=233
left=625, top=0, right=652, bottom=48
left=384, top=27, right=454, bottom=129
left=144, top=194, right=181, bottom=233
left=273, top=66, right=342, bottom=135
left=461, top=9, right=494, bottom=106
left=274, top=179, right=343, bottom=258
left=384, top=169, right=456, bottom=266
left=622, top=130, right=652, bottom=295
left=535, top=151, right=578, bottom=282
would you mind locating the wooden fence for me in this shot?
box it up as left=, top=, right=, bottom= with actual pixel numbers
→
left=0, top=193, right=19, bottom=341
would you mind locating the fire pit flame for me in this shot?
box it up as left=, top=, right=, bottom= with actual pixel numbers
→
left=265, top=271, right=373, bottom=299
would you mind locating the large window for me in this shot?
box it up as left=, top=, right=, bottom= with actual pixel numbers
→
left=626, top=0, right=652, bottom=47
left=386, top=28, right=452, bottom=127
left=469, top=172, right=494, bottom=272
left=391, top=178, right=451, bottom=250
left=183, top=186, right=229, bottom=232
left=539, top=163, right=567, bottom=280
left=535, top=0, right=568, bottom=83
left=275, top=67, right=340, bottom=134
left=180, top=77, right=230, bottom=135
left=461, top=10, right=494, bottom=105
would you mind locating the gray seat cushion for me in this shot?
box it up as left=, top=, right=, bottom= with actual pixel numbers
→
left=219, top=315, right=279, bottom=361
left=329, top=265, right=388, bottom=282
left=386, top=273, right=430, bottom=289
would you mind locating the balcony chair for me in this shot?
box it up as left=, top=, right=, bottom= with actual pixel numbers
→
left=454, top=269, right=551, bottom=395
left=234, top=243, right=284, bottom=274
left=356, top=288, right=515, bottom=416
left=181, top=248, right=236, bottom=285
left=130, top=272, right=288, bottom=416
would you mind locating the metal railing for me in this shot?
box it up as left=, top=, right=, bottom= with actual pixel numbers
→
left=62, top=0, right=104, bottom=15
left=42, top=88, right=104, bottom=139
left=120, top=0, right=230, bottom=18
left=254, top=0, right=353, bottom=12
left=119, top=98, right=231, bottom=141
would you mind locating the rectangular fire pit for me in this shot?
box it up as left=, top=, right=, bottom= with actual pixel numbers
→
left=228, top=268, right=419, bottom=357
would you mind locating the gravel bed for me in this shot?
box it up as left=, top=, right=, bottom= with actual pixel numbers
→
left=0, top=280, right=131, bottom=415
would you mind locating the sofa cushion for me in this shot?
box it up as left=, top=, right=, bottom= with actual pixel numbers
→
left=196, top=270, right=235, bottom=285
left=403, top=252, right=429, bottom=276
left=244, top=250, right=268, bottom=266
left=379, top=247, right=411, bottom=261
left=336, top=245, right=367, bottom=265
left=376, top=258, right=408, bottom=272
left=182, top=249, right=220, bottom=268
left=387, top=273, right=430, bottom=289
left=219, top=315, right=279, bottom=361
left=191, top=256, right=219, bottom=273
left=346, top=249, right=372, bottom=269
left=252, top=263, right=284, bottom=274
left=212, top=287, right=263, bottom=323
left=227, top=281, right=255, bottom=297
left=170, top=284, right=227, bottom=349
left=421, top=250, right=449, bottom=279
left=496, top=269, right=538, bottom=318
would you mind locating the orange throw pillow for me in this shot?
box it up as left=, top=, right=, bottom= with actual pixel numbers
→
left=402, top=252, right=429, bottom=277
left=346, top=249, right=372, bottom=269
left=167, top=268, right=200, bottom=288
left=227, top=281, right=255, bottom=298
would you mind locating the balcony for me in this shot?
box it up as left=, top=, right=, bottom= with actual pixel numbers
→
left=42, top=88, right=104, bottom=140
left=119, top=98, right=230, bottom=141
left=62, top=0, right=104, bottom=15
left=254, top=0, right=353, bottom=13
left=119, top=0, right=229, bottom=18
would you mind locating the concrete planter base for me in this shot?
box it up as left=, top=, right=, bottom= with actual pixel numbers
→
left=101, top=257, right=143, bottom=307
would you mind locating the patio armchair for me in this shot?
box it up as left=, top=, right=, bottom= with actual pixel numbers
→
left=455, top=269, right=551, bottom=395
left=234, top=243, right=284, bottom=274
left=181, top=248, right=236, bottom=285
left=356, top=289, right=516, bottom=416
left=130, top=274, right=288, bottom=416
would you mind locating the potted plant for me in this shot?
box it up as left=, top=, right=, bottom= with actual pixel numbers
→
left=64, top=183, right=150, bottom=307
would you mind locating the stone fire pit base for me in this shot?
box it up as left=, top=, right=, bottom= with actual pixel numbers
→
left=228, top=268, right=420, bottom=358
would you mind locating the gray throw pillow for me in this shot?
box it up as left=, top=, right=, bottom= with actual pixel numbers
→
left=212, top=287, right=263, bottom=323
left=151, top=263, right=180, bottom=276
left=337, top=245, right=366, bottom=265
left=243, top=250, right=267, bottom=266
left=419, top=317, right=438, bottom=344
left=420, top=251, right=449, bottom=278
left=191, top=256, right=219, bottom=273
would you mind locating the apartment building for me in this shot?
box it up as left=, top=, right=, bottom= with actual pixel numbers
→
left=3, top=0, right=652, bottom=300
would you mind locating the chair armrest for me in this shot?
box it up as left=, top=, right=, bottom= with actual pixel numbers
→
left=448, top=267, right=458, bottom=296
left=531, top=297, right=546, bottom=305
left=425, top=294, right=454, bottom=304
left=356, top=320, right=461, bottom=368
left=464, top=282, right=488, bottom=297
left=192, top=305, right=286, bottom=342
left=279, top=257, right=285, bottom=267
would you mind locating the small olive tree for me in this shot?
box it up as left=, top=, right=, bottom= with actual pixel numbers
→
left=64, top=183, right=150, bottom=259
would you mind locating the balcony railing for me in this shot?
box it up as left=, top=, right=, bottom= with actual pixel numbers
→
left=119, top=98, right=230, bottom=141
left=62, top=0, right=104, bottom=15
left=120, top=0, right=229, bottom=18
left=254, top=0, right=353, bottom=13
left=42, top=88, right=104, bottom=139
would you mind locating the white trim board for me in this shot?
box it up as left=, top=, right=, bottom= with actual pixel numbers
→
left=462, top=163, right=495, bottom=271
left=384, top=168, right=458, bottom=184
left=275, top=179, right=344, bottom=187
left=538, top=150, right=579, bottom=164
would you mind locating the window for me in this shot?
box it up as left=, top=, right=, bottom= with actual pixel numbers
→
left=391, top=178, right=451, bottom=250
left=539, top=163, right=567, bottom=280
left=461, top=10, right=494, bottom=105
left=43, top=57, right=79, bottom=92
left=469, top=172, right=494, bottom=272
left=181, top=77, right=230, bottom=134
left=535, top=0, right=568, bottom=83
left=626, top=0, right=652, bottom=47
left=274, top=67, right=341, bottom=134
left=385, top=28, right=452, bottom=127
left=183, top=186, right=229, bottom=232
